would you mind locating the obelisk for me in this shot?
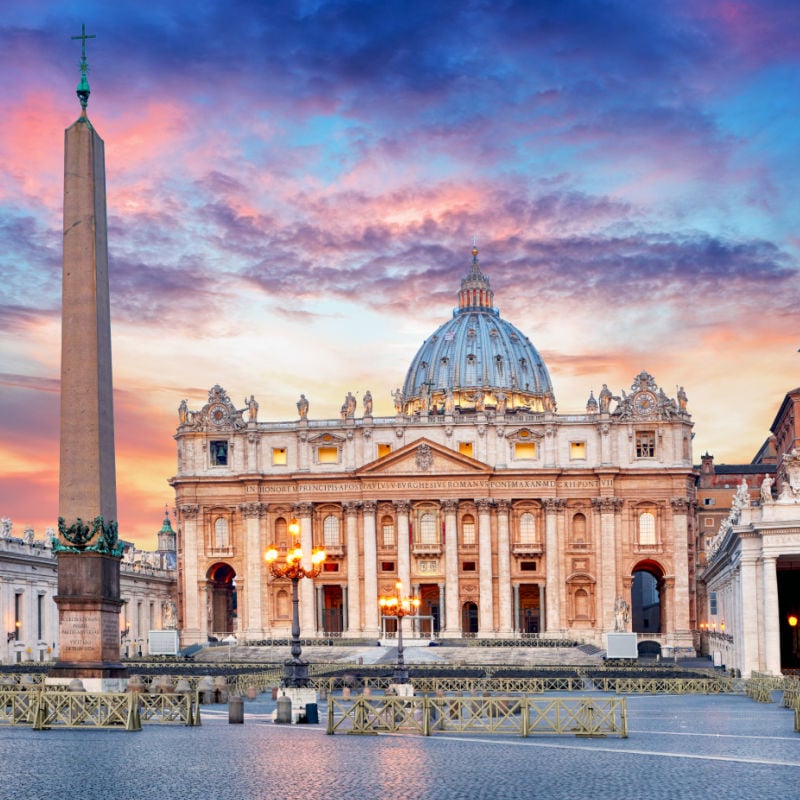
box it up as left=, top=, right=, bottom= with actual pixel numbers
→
left=49, top=25, right=127, bottom=691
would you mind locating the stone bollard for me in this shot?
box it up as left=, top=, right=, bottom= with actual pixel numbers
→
left=174, top=678, right=192, bottom=695
left=363, top=686, right=372, bottom=698
left=246, top=685, right=257, bottom=701
left=69, top=678, right=85, bottom=692
left=20, top=675, right=36, bottom=689
left=126, top=675, right=146, bottom=694
left=155, top=675, right=175, bottom=694
left=228, top=695, right=244, bottom=724
left=275, top=696, right=292, bottom=724
left=342, top=686, right=351, bottom=700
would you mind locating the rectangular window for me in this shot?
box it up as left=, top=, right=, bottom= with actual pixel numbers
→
left=210, top=440, right=228, bottom=466
left=462, top=561, right=477, bottom=571
left=514, top=442, right=537, bottom=459
left=272, top=447, right=287, bottom=465
left=323, top=562, right=339, bottom=572
left=317, top=446, right=339, bottom=464
left=381, top=561, right=395, bottom=572
left=704, top=518, right=714, bottom=527
left=709, top=592, right=718, bottom=616
left=377, top=443, right=392, bottom=459
left=702, top=497, right=715, bottom=506
left=520, top=561, right=537, bottom=572
left=570, top=442, right=586, bottom=460
left=635, top=431, right=656, bottom=458
left=459, top=442, right=474, bottom=458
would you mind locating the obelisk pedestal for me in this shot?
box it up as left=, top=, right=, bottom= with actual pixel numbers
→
left=48, top=29, right=127, bottom=692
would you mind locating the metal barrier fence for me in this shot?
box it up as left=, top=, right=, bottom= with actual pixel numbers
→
left=604, top=677, right=739, bottom=695
left=326, top=695, right=627, bottom=738
left=0, top=689, right=200, bottom=731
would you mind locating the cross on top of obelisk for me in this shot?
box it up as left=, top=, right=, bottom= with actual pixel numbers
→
left=71, top=23, right=96, bottom=112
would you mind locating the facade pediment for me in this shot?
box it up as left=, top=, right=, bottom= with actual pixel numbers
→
left=357, top=437, right=491, bottom=476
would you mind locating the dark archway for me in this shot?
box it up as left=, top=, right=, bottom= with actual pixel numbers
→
left=462, top=601, right=478, bottom=634
left=207, top=562, right=236, bottom=637
left=322, top=585, right=343, bottom=634
left=631, top=560, right=664, bottom=634
left=518, top=584, right=541, bottom=634
left=778, top=557, right=800, bottom=671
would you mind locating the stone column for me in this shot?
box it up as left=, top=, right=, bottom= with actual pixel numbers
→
left=295, top=503, right=315, bottom=635
left=762, top=554, right=781, bottom=675
left=240, top=502, right=266, bottom=640
left=477, top=498, right=494, bottom=635
left=362, top=501, right=379, bottom=637
left=670, top=497, right=692, bottom=638
left=512, top=583, right=520, bottom=634
left=438, top=582, right=446, bottom=634
left=738, top=551, right=761, bottom=676
left=443, top=500, right=460, bottom=636
left=316, top=585, right=325, bottom=632
left=598, top=422, right=611, bottom=465
left=344, top=501, right=361, bottom=637
left=180, top=505, right=200, bottom=643
left=496, top=500, right=512, bottom=635
left=395, top=501, right=412, bottom=594
left=592, top=496, right=623, bottom=631
left=543, top=498, right=564, bottom=633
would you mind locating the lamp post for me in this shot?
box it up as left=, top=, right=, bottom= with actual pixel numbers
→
left=265, top=519, right=326, bottom=688
left=379, top=581, right=420, bottom=684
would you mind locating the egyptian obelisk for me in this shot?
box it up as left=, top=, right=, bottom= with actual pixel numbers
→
left=48, top=25, right=127, bottom=690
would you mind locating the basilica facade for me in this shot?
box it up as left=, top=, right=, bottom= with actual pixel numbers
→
left=171, top=248, right=697, bottom=653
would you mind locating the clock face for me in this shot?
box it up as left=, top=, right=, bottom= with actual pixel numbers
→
left=634, top=391, right=656, bottom=415
left=209, top=403, right=229, bottom=426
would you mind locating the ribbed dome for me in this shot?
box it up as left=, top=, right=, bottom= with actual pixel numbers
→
left=400, top=247, right=555, bottom=415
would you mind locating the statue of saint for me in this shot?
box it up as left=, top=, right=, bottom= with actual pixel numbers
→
left=677, top=386, right=688, bottom=412
left=391, top=388, right=403, bottom=414
left=472, top=389, right=485, bottom=412
left=598, top=384, right=612, bottom=413
left=363, top=390, right=373, bottom=416
left=162, top=599, right=178, bottom=630
left=444, top=388, right=455, bottom=415
left=178, top=399, right=188, bottom=424
left=495, top=390, right=507, bottom=414
left=760, top=476, right=774, bottom=505
left=296, top=394, right=309, bottom=419
left=246, top=394, right=259, bottom=422
left=614, top=597, right=630, bottom=632
left=346, top=391, right=357, bottom=417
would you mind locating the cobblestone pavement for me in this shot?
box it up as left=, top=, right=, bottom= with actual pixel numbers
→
left=1, top=692, right=798, bottom=800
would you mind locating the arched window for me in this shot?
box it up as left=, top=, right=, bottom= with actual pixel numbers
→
left=461, top=514, right=476, bottom=545
left=276, top=589, right=289, bottom=619
left=323, top=515, right=340, bottom=548
left=571, top=513, right=587, bottom=545
left=575, top=588, right=589, bottom=618
left=381, top=515, right=395, bottom=547
left=420, top=513, right=437, bottom=544
left=274, top=517, right=287, bottom=547
left=214, top=517, right=228, bottom=549
left=638, top=512, right=656, bottom=545
left=519, top=512, right=536, bottom=543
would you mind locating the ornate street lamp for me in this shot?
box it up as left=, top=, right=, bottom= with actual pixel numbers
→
left=265, top=519, right=326, bottom=688
left=379, top=581, right=420, bottom=684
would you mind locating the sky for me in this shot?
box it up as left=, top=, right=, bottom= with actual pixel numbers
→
left=1, top=0, right=798, bottom=548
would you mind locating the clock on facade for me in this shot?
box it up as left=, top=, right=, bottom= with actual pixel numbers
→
left=633, top=391, right=657, bottom=415
left=208, top=403, right=229, bottom=426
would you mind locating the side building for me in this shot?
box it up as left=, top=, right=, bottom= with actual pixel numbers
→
left=171, top=248, right=697, bottom=654
left=1, top=514, right=177, bottom=664
left=701, top=387, right=800, bottom=676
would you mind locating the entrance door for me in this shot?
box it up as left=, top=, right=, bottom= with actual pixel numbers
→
left=462, top=601, right=478, bottom=634
left=518, top=584, right=541, bottom=633
left=322, top=585, right=343, bottom=634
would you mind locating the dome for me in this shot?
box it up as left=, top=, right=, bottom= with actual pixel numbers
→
left=399, top=247, right=555, bottom=415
